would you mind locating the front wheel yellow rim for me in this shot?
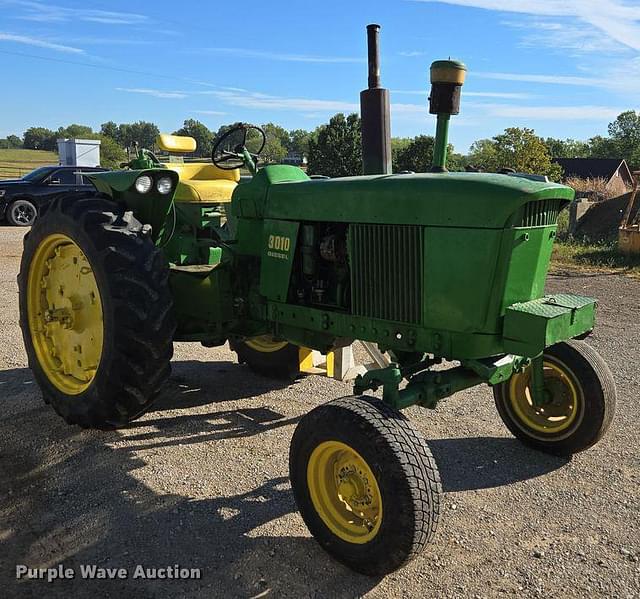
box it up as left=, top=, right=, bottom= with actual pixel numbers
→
left=307, top=440, right=382, bottom=544
left=27, top=234, right=104, bottom=395
left=508, top=357, right=583, bottom=437
left=245, top=335, right=288, bottom=353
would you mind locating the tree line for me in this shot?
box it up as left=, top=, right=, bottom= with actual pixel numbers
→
left=1, top=110, right=638, bottom=178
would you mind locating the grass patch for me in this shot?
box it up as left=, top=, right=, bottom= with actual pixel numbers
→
left=552, top=240, right=640, bottom=276
left=0, top=148, right=58, bottom=178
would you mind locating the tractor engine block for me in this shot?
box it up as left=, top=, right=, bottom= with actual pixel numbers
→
left=292, top=223, right=351, bottom=311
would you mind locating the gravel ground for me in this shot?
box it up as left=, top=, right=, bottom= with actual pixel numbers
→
left=1, top=225, right=639, bottom=598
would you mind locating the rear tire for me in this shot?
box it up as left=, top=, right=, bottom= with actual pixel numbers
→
left=7, top=198, right=38, bottom=226
left=231, top=336, right=300, bottom=379
left=494, top=340, right=616, bottom=455
left=18, top=193, right=176, bottom=429
left=289, top=396, right=441, bottom=575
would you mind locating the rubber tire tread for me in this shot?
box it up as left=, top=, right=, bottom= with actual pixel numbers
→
left=18, top=193, right=176, bottom=429
left=7, top=198, right=38, bottom=227
left=493, top=340, right=616, bottom=455
left=230, top=339, right=300, bottom=379
left=289, top=395, right=441, bottom=576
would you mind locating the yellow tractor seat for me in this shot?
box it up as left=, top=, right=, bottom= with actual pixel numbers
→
left=156, top=134, right=240, bottom=203
left=157, top=133, right=197, bottom=153
left=164, top=163, right=240, bottom=203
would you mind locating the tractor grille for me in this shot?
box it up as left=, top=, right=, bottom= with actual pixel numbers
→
left=350, top=224, right=423, bottom=323
left=519, top=199, right=564, bottom=227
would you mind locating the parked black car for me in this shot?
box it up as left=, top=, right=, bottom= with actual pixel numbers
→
left=0, top=165, right=108, bottom=226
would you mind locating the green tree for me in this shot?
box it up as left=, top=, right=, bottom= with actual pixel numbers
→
left=586, top=135, right=617, bottom=159
left=173, top=119, right=213, bottom=157
left=100, top=121, right=119, bottom=140
left=23, top=127, right=56, bottom=151
left=467, top=138, right=498, bottom=171
left=607, top=110, right=640, bottom=168
left=117, top=121, right=160, bottom=150
left=391, top=137, right=412, bottom=171
left=259, top=123, right=289, bottom=164
left=260, top=135, right=287, bottom=164
left=288, top=128, right=312, bottom=156
left=96, top=135, right=126, bottom=169
left=262, top=123, right=290, bottom=149
left=468, top=128, right=562, bottom=180
left=215, top=122, right=243, bottom=138
left=544, top=137, right=590, bottom=159
left=307, top=113, right=362, bottom=177
left=394, top=135, right=435, bottom=172
left=7, top=134, right=22, bottom=148
left=394, top=135, right=463, bottom=172
left=58, top=124, right=94, bottom=139
left=0, top=134, right=22, bottom=149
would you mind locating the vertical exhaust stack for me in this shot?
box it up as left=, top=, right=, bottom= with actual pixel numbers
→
left=429, top=59, right=467, bottom=172
left=360, top=24, right=392, bottom=175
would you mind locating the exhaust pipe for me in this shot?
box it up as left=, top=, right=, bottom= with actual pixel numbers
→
left=360, top=24, right=392, bottom=175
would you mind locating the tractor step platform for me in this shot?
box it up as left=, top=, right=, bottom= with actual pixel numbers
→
left=503, top=294, right=596, bottom=357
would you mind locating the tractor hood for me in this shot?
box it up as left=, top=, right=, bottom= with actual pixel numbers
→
left=270, top=170, right=575, bottom=229
left=232, top=166, right=574, bottom=229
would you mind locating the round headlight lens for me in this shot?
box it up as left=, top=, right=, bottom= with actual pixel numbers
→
left=156, top=176, right=173, bottom=195
left=134, top=175, right=152, bottom=194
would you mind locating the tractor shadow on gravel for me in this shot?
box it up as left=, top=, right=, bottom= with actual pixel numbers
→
left=1, top=365, right=570, bottom=598
left=120, top=359, right=301, bottom=451
left=151, top=359, right=294, bottom=411
left=1, top=366, right=380, bottom=598
left=429, top=436, right=570, bottom=493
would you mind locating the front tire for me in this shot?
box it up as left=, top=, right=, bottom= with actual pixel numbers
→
left=18, top=194, right=176, bottom=428
left=289, top=396, right=441, bottom=575
left=7, top=198, right=38, bottom=226
left=494, top=340, right=616, bottom=455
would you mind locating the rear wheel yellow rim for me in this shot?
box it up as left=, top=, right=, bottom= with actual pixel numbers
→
left=307, top=440, right=382, bottom=544
left=245, top=335, right=288, bottom=353
left=508, top=358, right=582, bottom=436
left=27, top=234, right=104, bottom=395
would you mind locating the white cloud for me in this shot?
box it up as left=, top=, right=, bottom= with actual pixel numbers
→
left=410, top=0, right=640, bottom=51
left=0, top=31, right=83, bottom=53
left=399, top=51, right=427, bottom=57
left=116, top=88, right=188, bottom=99
left=207, top=90, right=359, bottom=112
left=391, top=103, right=428, bottom=115
left=501, top=17, right=629, bottom=55
left=393, top=89, right=533, bottom=99
left=114, top=86, right=360, bottom=113
left=474, top=71, right=602, bottom=86
left=466, top=91, right=535, bottom=99
left=194, top=47, right=363, bottom=64
left=192, top=110, right=227, bottom=116
left=3, top=1, right=149, bottom=25
left=60, top=37, right=154, bottom=46
left=470, top=103, right=623, bottom=120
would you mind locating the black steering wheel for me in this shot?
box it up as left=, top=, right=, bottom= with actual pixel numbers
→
left=211, top=123, right=266, bottom=170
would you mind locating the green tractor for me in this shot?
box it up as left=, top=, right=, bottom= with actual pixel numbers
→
left=18, top=57, right=615, bottom=576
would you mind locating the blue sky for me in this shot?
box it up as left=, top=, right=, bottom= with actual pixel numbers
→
left=0, top=0, right=639, bottom=152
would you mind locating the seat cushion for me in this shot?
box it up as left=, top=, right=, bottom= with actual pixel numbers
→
left=174, top=179, right=237, bottom=202
left=165, top=162, right=240, bottom=203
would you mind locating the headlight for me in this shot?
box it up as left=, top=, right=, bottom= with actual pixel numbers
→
left=156, top=176, right=173, bottom=195
left=0, top=190, right=5, bottom=198
left=134, top=175, right=152, bottom=194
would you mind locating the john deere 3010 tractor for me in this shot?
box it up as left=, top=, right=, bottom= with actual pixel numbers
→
left=18, top=54, right=616, bottom=575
